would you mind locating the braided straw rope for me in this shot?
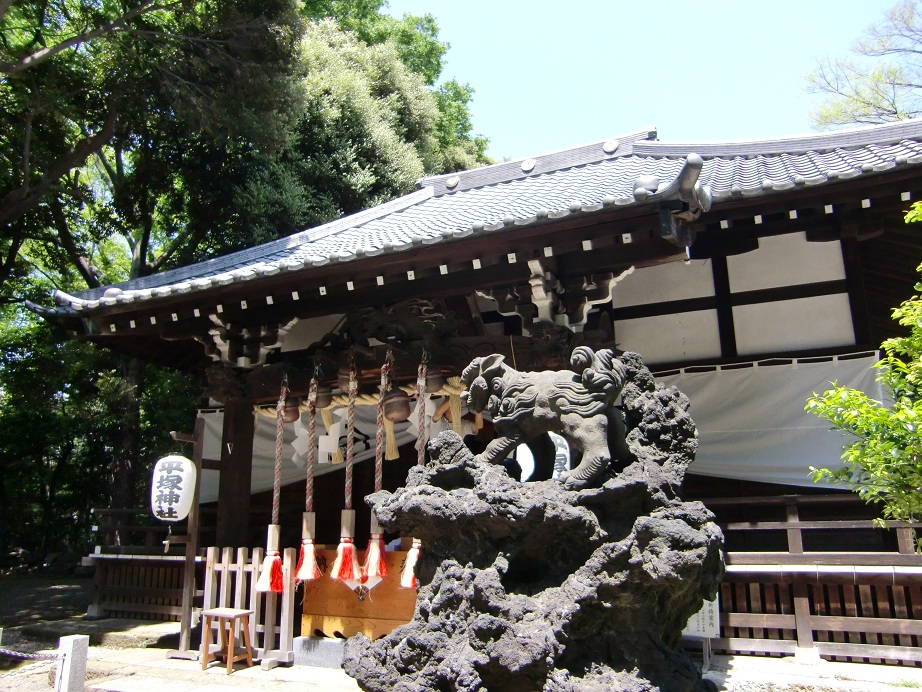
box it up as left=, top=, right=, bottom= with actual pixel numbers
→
left=305, top=377, right=317, bottom=513
left=272, top=380, right=286, bottom=525
left=374, top=361, right=390, bottom=493
left=415, top=361, right=427, bottom=466
left=344, top=364, right=357, bottom=509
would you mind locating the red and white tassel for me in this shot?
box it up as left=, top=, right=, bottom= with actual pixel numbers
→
left=296, top=540, right=321, bottom=581
left=256, top=525, right=284, bottom=593
left=331, top=509, right=360, bottom=581
left=331, top=537, right=360, bottom=581
left=364, top=512, right=389, bottom=580
left=295, top=511, right=321, bottom=581
left=363, top=534, right=388, bottom=578
left=401, top=538, right=421, bottom=589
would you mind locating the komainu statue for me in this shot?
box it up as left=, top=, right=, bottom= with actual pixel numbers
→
left=345, top=350, right=724, bottom=692
left=461, top=346, right=630, bottom=488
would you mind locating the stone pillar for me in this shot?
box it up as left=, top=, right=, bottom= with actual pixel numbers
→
left=55, top=635, right=89, bottom=692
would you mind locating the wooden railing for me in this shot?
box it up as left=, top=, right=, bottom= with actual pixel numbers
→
left=704, top=494, right=922, bottom=665
left=89, top=507, right=216, bottom=554
left=83, top=506, right=215, bottom=621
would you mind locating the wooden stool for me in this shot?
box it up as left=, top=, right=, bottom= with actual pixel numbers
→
left=200, top=607, right=254, bottom=674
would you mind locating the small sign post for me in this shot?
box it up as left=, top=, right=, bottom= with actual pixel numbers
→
left=682, top=595, right=719, bottom=671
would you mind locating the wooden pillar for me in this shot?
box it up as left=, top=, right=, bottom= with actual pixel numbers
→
left=168, top=417, right=205, bottom=659
left=216, top=398, right=255, bottom=547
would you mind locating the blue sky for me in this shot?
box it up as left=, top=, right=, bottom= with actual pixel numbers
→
left=386, top=1, right=894, bottom=161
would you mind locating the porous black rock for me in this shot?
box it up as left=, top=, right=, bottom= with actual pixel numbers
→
left=344, top=352, right=724, bottom=691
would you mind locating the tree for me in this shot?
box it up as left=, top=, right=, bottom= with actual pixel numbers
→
left=0, top=0, right=304, bottom=295
left=0, top=1, right=492, bottom=547
left=0, top=294, right=197, bottom=558
left=806, top=203, right=922, bottom=544
left=808, top=0, right=922, bottom=128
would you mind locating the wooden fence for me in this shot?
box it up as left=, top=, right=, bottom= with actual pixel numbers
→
left=201, top=546, right=296, bottom=666
left=85, top=552, right=199, bottom=621
left=707, top=494, right=922, bottom=665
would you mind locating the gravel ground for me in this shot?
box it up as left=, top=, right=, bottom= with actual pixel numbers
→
left=2, top=576, right=922, bottom=691
left=0, top=577, right=93, bottom=628
left=0, top=576, right=94, bottom=689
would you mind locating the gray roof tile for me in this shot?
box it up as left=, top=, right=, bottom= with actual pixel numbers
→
left=57, top=119, right=922, bottom=310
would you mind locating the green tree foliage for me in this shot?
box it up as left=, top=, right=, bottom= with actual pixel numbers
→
left=806, top=203, right=922, bottom=542
left=0, top=1, right=491, bottom=557
left=808, top=0, right=922, bottom=128
left=221, top=18, right=491, bottom=241
left=0, top=299, right=197, bottom=557
left=0, top=0, right=304, bottom=293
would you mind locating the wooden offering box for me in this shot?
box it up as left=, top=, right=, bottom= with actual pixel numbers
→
left=301, top=549, right=417, bottom=639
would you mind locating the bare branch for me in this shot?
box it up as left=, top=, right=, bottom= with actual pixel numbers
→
left=0, top=226, right=26, bottom=292
left=148, top=224, right=197, bottom=272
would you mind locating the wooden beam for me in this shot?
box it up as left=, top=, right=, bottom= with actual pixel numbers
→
left=840, top=231, right=873, bottom=346
left=711, top=256, right=736, bottom=359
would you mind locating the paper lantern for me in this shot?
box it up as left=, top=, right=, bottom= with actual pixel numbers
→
left=150, top=455, right=196, bottom=522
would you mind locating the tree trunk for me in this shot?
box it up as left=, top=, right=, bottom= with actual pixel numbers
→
left=110, top=355, right=144, bottom=542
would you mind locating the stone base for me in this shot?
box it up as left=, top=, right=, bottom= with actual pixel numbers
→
left=293, top=636, right=345, bottom=669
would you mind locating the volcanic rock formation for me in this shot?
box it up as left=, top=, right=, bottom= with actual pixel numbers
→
left=344, top=351, right=724, bottom=692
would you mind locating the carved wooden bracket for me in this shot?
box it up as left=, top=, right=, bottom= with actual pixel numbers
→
left=197, top=316, right=299, bottom=368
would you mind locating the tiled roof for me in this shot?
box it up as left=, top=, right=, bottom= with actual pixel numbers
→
left=54, top=120, right=922, bottom=311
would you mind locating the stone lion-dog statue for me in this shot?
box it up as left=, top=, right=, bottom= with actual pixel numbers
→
left=461, top=346, right=631, bottom=489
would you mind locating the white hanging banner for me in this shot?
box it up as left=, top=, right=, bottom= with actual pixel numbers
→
left=150, top=455, right=196, bottom=522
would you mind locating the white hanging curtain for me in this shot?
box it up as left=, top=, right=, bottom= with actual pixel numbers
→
left=658, top=352, right=883, bottom=488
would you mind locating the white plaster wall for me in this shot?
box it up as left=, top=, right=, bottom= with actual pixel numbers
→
left=610, top=259, right=715, bottom=307
left=615, top=310, right=721, bottom=364
left=727, top=233, right=845, bottom=292
left=733, top=294, right=855, bottom=356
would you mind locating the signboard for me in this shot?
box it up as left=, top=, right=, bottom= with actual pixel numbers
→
left=150, top=455, right=196, bottom=521
left=682, top=595, right=720, bottom=639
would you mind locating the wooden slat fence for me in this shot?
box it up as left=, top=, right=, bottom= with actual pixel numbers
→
left=201, top=546, right=296, bottom=666
left=85, top=553, right=201, bottom=621
left=707, top=494, right=922, bottom=666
